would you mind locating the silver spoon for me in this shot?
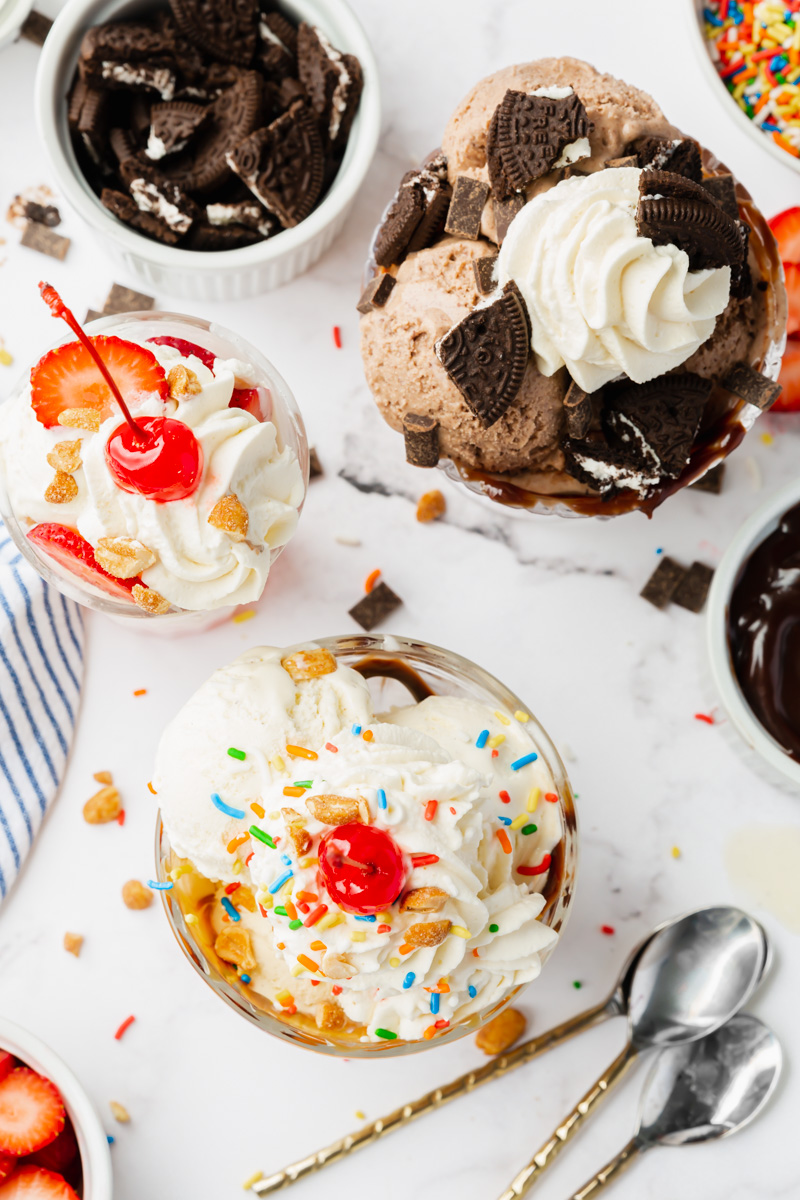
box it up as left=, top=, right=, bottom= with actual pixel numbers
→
left=497, top=907, right=769, bottom=1199
left=568, top=1013, right=781, bottom=1199
left=253, top=906, right=768, bottom=1196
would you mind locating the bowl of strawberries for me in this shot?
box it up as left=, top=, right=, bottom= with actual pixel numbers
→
left=769, top=207, right=800, bottom=409
left=0, top=1018, right=112, bottom=1198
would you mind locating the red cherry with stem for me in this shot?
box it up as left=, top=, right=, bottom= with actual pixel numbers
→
left=39, top=282, right=203, bottom=502
left=318, top=824, right=406, bottom=915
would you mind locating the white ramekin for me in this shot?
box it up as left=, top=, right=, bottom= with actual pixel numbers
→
left=706, top=477, right=800, bottom=792
left=0, top=0, right=32, bottom=49
left=0, top=1017, right=113, bottom=1199
left=34, top=0, right=381, bottom=299
left=685, top=0, right=800, bottom=176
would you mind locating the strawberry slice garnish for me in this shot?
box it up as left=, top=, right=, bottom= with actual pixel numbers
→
left=773, top=337, right=800, bottom=412
left=27, top=525, right=138, bottom=602
left=26, top=1120, right=77, bottom=1175
left=0, top=1153, right=15, bottom=1184
left=0, top=1070, right=65, bottom=1157
left=769, top=206, right=800, bottom=261
left=147, top=336, right=215, bottom=371
left=229, top=387, right=263, bottom=419
left=0, top=1059, right=14, bottom=1087
left=30, top=336, right=168, bottom=429
left=0, top=1166, right=79, bottom=1198
left=784, top=262, right=800, bottom=337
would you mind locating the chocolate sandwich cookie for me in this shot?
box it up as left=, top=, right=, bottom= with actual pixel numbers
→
left=602, top=372, right=712, bottom=480
left=120, top=161, right=201, bottom=235
left=562, top=435, right=661, bottom=497
left=145, top=101, right=209, bottom=160
left=79, top=23, right=178, bottom=100
left=257, top=11, right=297, bottom=78
left=68, top=81, right=112, bottom=164
left=101, top=187, right=181, bottom=243
left=163, top=70, right=263, bottom=193
left=487, top=88, right=593, bottom=200
left=297, top=22, right=363, bottom=151
left=168, top=0, right=258, bottom=66
left=636, top=170, right=745, bottom=272
left=226, top=103, right=324, bottom=227
left=185, top=222, right=264, bottom=249
left=625, top=134, right=703, bottom=182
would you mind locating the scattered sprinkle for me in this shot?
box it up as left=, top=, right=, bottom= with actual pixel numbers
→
left=377, top=788, right=387, bottom=810
left=424, top=799, right=438, bottom=821
left=304, top=904, right=328, bottom=927
left=487, top=733, right=505, bottom=749
left=227, top=747, right=246, bottom=761
left=250, top=802, right=265, bottom=819
left=375, top=1028, right=397, bottom=1040
left=297, top=954, right=320, bottom=973
left=544, top=792, right=559, bottom=803
left=430, top=992, right=440, bottom=1015
left=572, top=980, right=583, bottom=990
left=364, top=568, right=381, bottom=593
left=107, top=1136, right=115, bottom=1145
left=362, top=729, right=374, bottom=742
left=694, top=712, right=716, bottom=725
left=325, top=742, right=338, bottom=753
left=355, top=913, right=376, bottom=922
left=109, top=1101, right=130, bottom=1123
left=411, top=853, right=439, bottom=867
left=521, top=823, right=538, bottom=835
left=496, top=828, right=513, bottom=854
left=147, top=880, right=172, bottom=890
left=240, top=973, right=251, bottom=984
left=283, top=786, right=306, bottom=797
left=514, top=711, right=530, bottom=722
left=286, top=744, right=317, bottom=760
left=227, top=832, right=250, bottom=852
left=389, top=957, right=400, bottom=968
left=489, top=923, right=499, bottom=933
left=498, top=815, right=512, bottom=825
left=352, top=724, right=362, bottom=735
left=211, top=793, right=246, bottom=820
left=517, top=854, right=551, bottom=876
left=499, top=790, right=511, bottom=804
left=242, top=1171, right=264, bottom=1190
left=113, top=1015, right=135, bottom=1041
left=601, top=924, right=615, bottom=936
left=761, top=431, right=774, bottom=445
left=332, top=325, right=342, bottom=349
left=527, top=789, right=540, bottom=812
left=133, top=688, right=147, bottom=697
left=509, top=813, right=528, bottom=831
left=350, top=930, right=367, bottom=942
left=268, top=869, right=293, bottom=895
left=494, top=710, right=511, bottom=726
left=476, top=729, right=490, bottom=749
left=232, top=609, right=256, bottom=624
left=510, top=751, right=538, bottom=771
left=450, top=925, right=470, bottom=939
left=468, top=985, right=477, bottom=998
left=221, top=896, right=241, bottom=922
left=403, top=972, right=415, bottom=989
left=147, top=782, right=157, bottom=795
left=249, top=825, right=276, bottom=848
left=672, top=845, right=682, bottom=859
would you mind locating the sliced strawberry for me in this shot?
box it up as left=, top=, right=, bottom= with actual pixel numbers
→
left=0, top=1153, right=15, bottom=1184
left=769, top=206, right=800, bottom=261
left=27, top=525, right=138, bottom=602
left=784, top=262, right=800, bottom=337
left=26, top=1120, right=77, bottom=1174
left=0, top=1070, right=65, bottom=1157
left=773, top=337, right=800, bottom=412
left=229, top=387, right=263, bottom=419
left=0, top=1059, right=14, bottom=1087
left=30, top=336, right=168, bottom=429
left=0, top=1166, right=79, bottom=1198
left=147, top=336, right=215, bottom=371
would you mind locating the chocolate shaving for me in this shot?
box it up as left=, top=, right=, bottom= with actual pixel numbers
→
left=473, top=255, right=498, bottom=295
left=673, top=562, right=714, bottom=613
left=690, top=463, right=725, bottom=494
left=403, top=413, right=439, bottom=467
left=722, top=362, right=782, bottom=412
left=349, top=581, right=403, bottom=631
left=20, top=222, right=70, bottom=260
left=492, top=193, right=525, bottom=244
left=563, top=380, right=592, bottom=439
left=640, top=557, right=687, bottom=609
left=445, top=176, right=489, bottom=240
left=356, top=274, right=396, bottom=314
left=103, top=283, right=155, bottom=314
left=487, top=88, right=593, bottom=199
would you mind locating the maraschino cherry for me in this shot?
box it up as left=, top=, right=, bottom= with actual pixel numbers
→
left=39, top=283, right=203, bottom=502
left=318, top=823, right=406, bottom=915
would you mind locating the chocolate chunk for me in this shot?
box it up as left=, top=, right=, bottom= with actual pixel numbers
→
left=690, top=462, right=725, bottom=494
left=406, top=172, right=452, bottom=253
left=559, top=164, right=588, bottom=181
left=349, top=581, right=402, bottom=631
left=562, top=435, right=660, bottom=496
left=603, top=372, right=712, bottom=480
left=373, top=180, right=426, bottom=268
left=640, top=556, right=687, bottom=609
left=103, top=283, right=155, bottom=314
left=297, top=22, right=363, bottom=150
left=444, top=176, right=489, bottom=240
left=722, top=362, right=782, bottom=412
left=604, top=155, right=638, bottom=169
left=626, top=135, right=703, bottom=182
left=473, top=255, right=498, bottom=295
left=146, top=101, right=209, bottom=160
left=309, top=447, right=323, bottom=479
left=20, top=222, right=70, bottom=260
left=101, top=187, right=181, bottom=244
left=226, top=103, right=324, bottom=228
left=168, top=0, right=258, bottom=66
left=120, top=161, right=200, bottom=235
left=487, top=88, right=593, bottom=199
left=20, top=10, right=51, bottom=45
left=701, top=174, right=740, bottom=220
left=564, top=379, right=592, bottom=439
left=636, top=174, right=744, bottom=271
left=23, top=201, right=60, bottom=227
left=492, top=193, right=525, bottom=244
left=84, top=309, right=105, bottom=324
left=403, top=412, right=440, bottom=467
left=79, top=23, right=177, bottom=98
left=164, top=71, right=263, bottom=193
left=257, top=11, right=297, bottom=77
left=673, top=561, right=714, bottom=613
left=436, top=281, right=530, bottom=427
left=356, top=273, right=396, bottom=314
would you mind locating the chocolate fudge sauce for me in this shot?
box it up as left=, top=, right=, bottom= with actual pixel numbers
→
left=728, top=500, right=800, bottom=762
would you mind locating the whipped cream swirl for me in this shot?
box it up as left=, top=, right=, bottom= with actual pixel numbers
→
left=498, top=166, right=732, bottom=393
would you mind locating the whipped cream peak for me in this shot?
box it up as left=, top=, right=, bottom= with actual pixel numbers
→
left=498, top=166, right=732, bottom=393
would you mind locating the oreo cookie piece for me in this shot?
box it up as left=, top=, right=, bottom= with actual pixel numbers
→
left=163, top=71, right=262, bottom=193
left=257, top=11, right=297, bottom=78
left=487, top=88, right=593, bottom=200
left=120, top=161, right=200, bottom=235
left=562, top=435, right=661, bottom=497
left=403, top=170, right=452, bottom=253
left=626, top=135, right=703, bottom=182
left=373, top=179, right=426, bottom=268
left=435, top=281, right=530, bottom=426
left=184, top=222, right=263, bottom=249
left=701, top=173, right=740, bottom=220
left=168, top=0, right=258, bottom=66
left=79, top=23, right=177, bottom=99
left=603, top=372, right=712, bottom=480
left=73, top=85, right=112, bottom=164
left=206, top=199, right=273, bottom=232
left=636, top=175, right=744, bottom=272
left=226, top=103, right=324, bottom=227
left=109, top=127, right=139, bottom=165
left=101, top=187, right=181, bottom=244
left=145, top=101, right=209, bottom=160
left=297, top=22, right=363, bottom=150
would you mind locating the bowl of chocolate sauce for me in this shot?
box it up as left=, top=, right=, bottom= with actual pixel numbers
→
left=708, top=480, right=800, bottom=789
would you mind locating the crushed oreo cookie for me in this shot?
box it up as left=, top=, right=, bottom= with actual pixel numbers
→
left=701, top=173, right=740, bottom=220
left=226, top=103, right=324, bottom=227
left=562, top=435, right=661, bottom=497
left=23, top=201, right=60, bottom=227
left=603, top=372, right=712, bottom=481
left=487, top=88, right=593, bottom=199
left=349, top=581, right=403, bottom=631
left=145, top=100, right=209, bottom=159
left=297, top=22, right=363, bottom=153
left=374, top=179, right=427, bottom=268
left=20, top=10, right=52, bottom=45
left=626, top=135, right=703, bottom=182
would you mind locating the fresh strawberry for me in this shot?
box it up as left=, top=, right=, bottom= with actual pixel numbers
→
left=0, top=1166, right=79, bottom=1198
left=147, top=336, right=215, bottom=370
left=26, top=1120, right=77, bottom=1174
left=784, top=262, right=800, bottom=337
left=769, top=206, right=800, bottom=261
left=0, top=1153, right=15, bottom=1184
left=229, top=387, right=263, bottom=419
left=0, top=1070, right=64, bottom=1157
left=773, top=337, right=800, bottom=412
left=30, top=336, right=168, bottom=429
left=0, top=1059, right=14, bottom=1086
left=27, top=525, right=137, bottom=602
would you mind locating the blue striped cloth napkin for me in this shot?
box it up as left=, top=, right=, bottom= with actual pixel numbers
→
left=0, top=519, right=84, bottom=902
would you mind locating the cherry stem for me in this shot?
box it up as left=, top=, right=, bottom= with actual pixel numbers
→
left=38, top=281, right=149, bottom=442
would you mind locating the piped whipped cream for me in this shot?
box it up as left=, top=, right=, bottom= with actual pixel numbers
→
left=498, top=166, right=732, bottom=393
left=155, top=645, right=563, bottom=1043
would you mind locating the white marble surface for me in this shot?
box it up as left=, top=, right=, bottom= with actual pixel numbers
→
left=1, top=2, right=799, bottom=1198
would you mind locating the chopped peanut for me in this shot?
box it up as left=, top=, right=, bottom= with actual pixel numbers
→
left=131, top=584, right=170, bottom=615
left=122, top=879, right=153, bottom=910
left=167, top=364, right=202, bottom=398
left=95, top=537, right=157, bottom=579
left=475, top=1008, right=527, bottom=1056
left=208, top=494, right=248, bottom=541
left=281, top=648, right=337, bottom=682
left=44, top=470, right=78, bottom=504
left=306, top=794, right=369, bottom=826
left=215, top=926, right=257, bottom=971
left=83, top=784, right=122, bottom=824
left=321, top=951, right=356, bottom=979
left=93, top=770, right=113, bottom=785
left=232, top=885, right=256, bottom=913
left=47, top=440, right=82, bottom=473
left=416, top=489, right=446, bottom=523
left=404, top=919, right=451, bottom=948
left=315, top=1001, right=346, bottom=1031
left=57, top=407, right=102, bottom=431
left=281, top=807, right=311, bottom=856
left=400, top=886, right=449, bottom=914
left=109, top=1101, right=130, bottom=1124
left=63, top=932, right=83, bottom=957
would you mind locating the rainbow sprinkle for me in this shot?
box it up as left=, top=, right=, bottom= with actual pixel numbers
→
left=221, top=896, right=240, bottom=922
left=147, top=880, right=172, bottom=890
left=211, top=793, right=245, bottom=820
left=704, top=0, right=800, bottom=157
left=510, top=751, right=538, bottom=770
left=468, top=985, right=477, bottom=998
left=227, top=747, right=246, bottom=761
left=430, top=992, right=440, bottom=1015
left=476, top=729, right=489, bottom=749
left=268, top=869, right=293, bottom=894
left=403, top=972, right=415, bottom=988
left=375, top=1028, right=397, bottom=1040
left=249, top=826, right=276, bottom=848
left=377, top=788, right=387, bottom=810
